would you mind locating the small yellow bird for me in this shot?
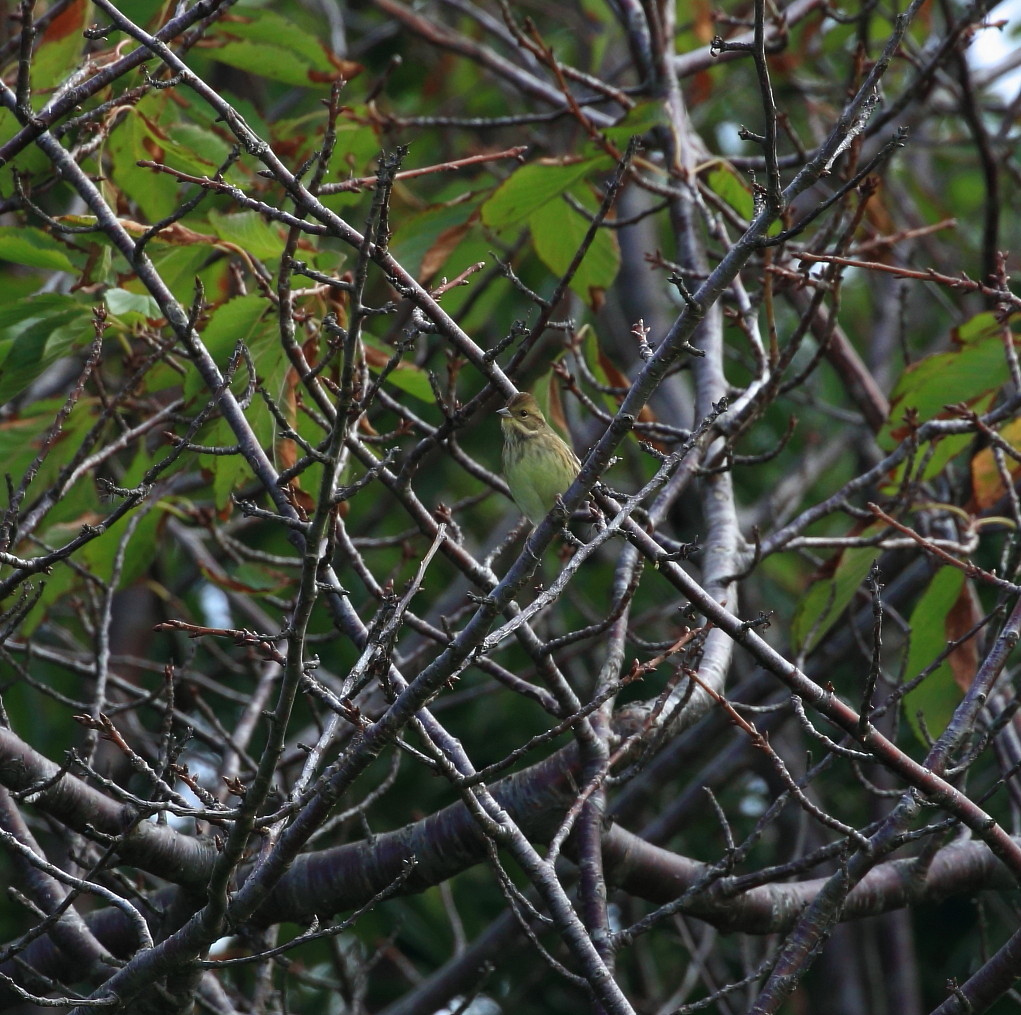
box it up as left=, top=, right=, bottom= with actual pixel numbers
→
left=498, top=392, right=581, bottom=526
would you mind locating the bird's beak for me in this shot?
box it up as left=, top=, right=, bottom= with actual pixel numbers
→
left=497, top=407, right=511, bottom=418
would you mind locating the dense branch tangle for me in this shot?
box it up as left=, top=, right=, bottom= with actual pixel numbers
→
left=0, top=1, right=1018, bottom=1014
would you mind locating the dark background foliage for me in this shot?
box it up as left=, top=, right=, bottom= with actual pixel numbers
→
left=0, top=0, right=1020, bottom=1012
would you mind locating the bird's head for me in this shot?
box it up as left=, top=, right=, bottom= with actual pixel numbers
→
left=498, top=393, right=547, bottom=436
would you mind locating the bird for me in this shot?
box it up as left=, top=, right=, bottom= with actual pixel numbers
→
left=498, top=392, right=581, bottom=527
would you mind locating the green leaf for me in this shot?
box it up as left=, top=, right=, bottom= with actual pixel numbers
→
left=956, top=311, right=1003, bottom=346
left=388, top=198, right=481, bottom=282
left=0, top=397, right=100, bottom=516
left=217, top=8, right=334, bottom=66
left=0, top=296, right=92, bottom=403
left=204, top=419, right=251, bottom=511
left=179, top=297, right=279, bottom=511
left=876, top=311, right=1014, bottom=488
left=902, top=568, right=966, bottom=744
left=107, top=111, right=178, bottom=222
left=362, top=335, right=434, bottom=403
left=216, top=40, right=314, bottom=86
left=18, top=566, right=77, bottom=639
left=879, top=312, right=1014, bottom=451
left=791, top=538, right=879, bottom=653
left=164, top=122, right=231, bottom=175
left=599, top=101, right=668, bottom=148
left=210, top=10, right=342, bottom=87
left=0, top=292, right=82, bottom=330
left=81, top=505, right=165, bottom=589
left=0, top=226, right=76, bottom=272
left=0, top=109, right=51, bottom=182
left=105, top=288, right=162, bottom=323
left=703, top=162, right=783, bottom=236
left=576, top=324, right=624, bottom=412
left=149, top=244, right=215, bottom=302
left=0, top=405, right=64, bottom=499
left=26, top=0, right=89, bottom=105
left=207, top=209, right=287, bottom=260
left=200, top=559, right=293, bottom=596
left=183, top=295, right=271, bottom=405
left=481, top=157, right=609, bottom=232
left=530, top=186, right=620, bottom=305
left=705, top=163, right=754, bottom=221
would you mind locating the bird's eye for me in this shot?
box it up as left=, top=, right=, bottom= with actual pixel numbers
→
left=519, top=410, right=527, bottom=417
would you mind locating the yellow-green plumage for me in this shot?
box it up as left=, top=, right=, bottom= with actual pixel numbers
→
left=498, top=392, right=581, bottom=526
